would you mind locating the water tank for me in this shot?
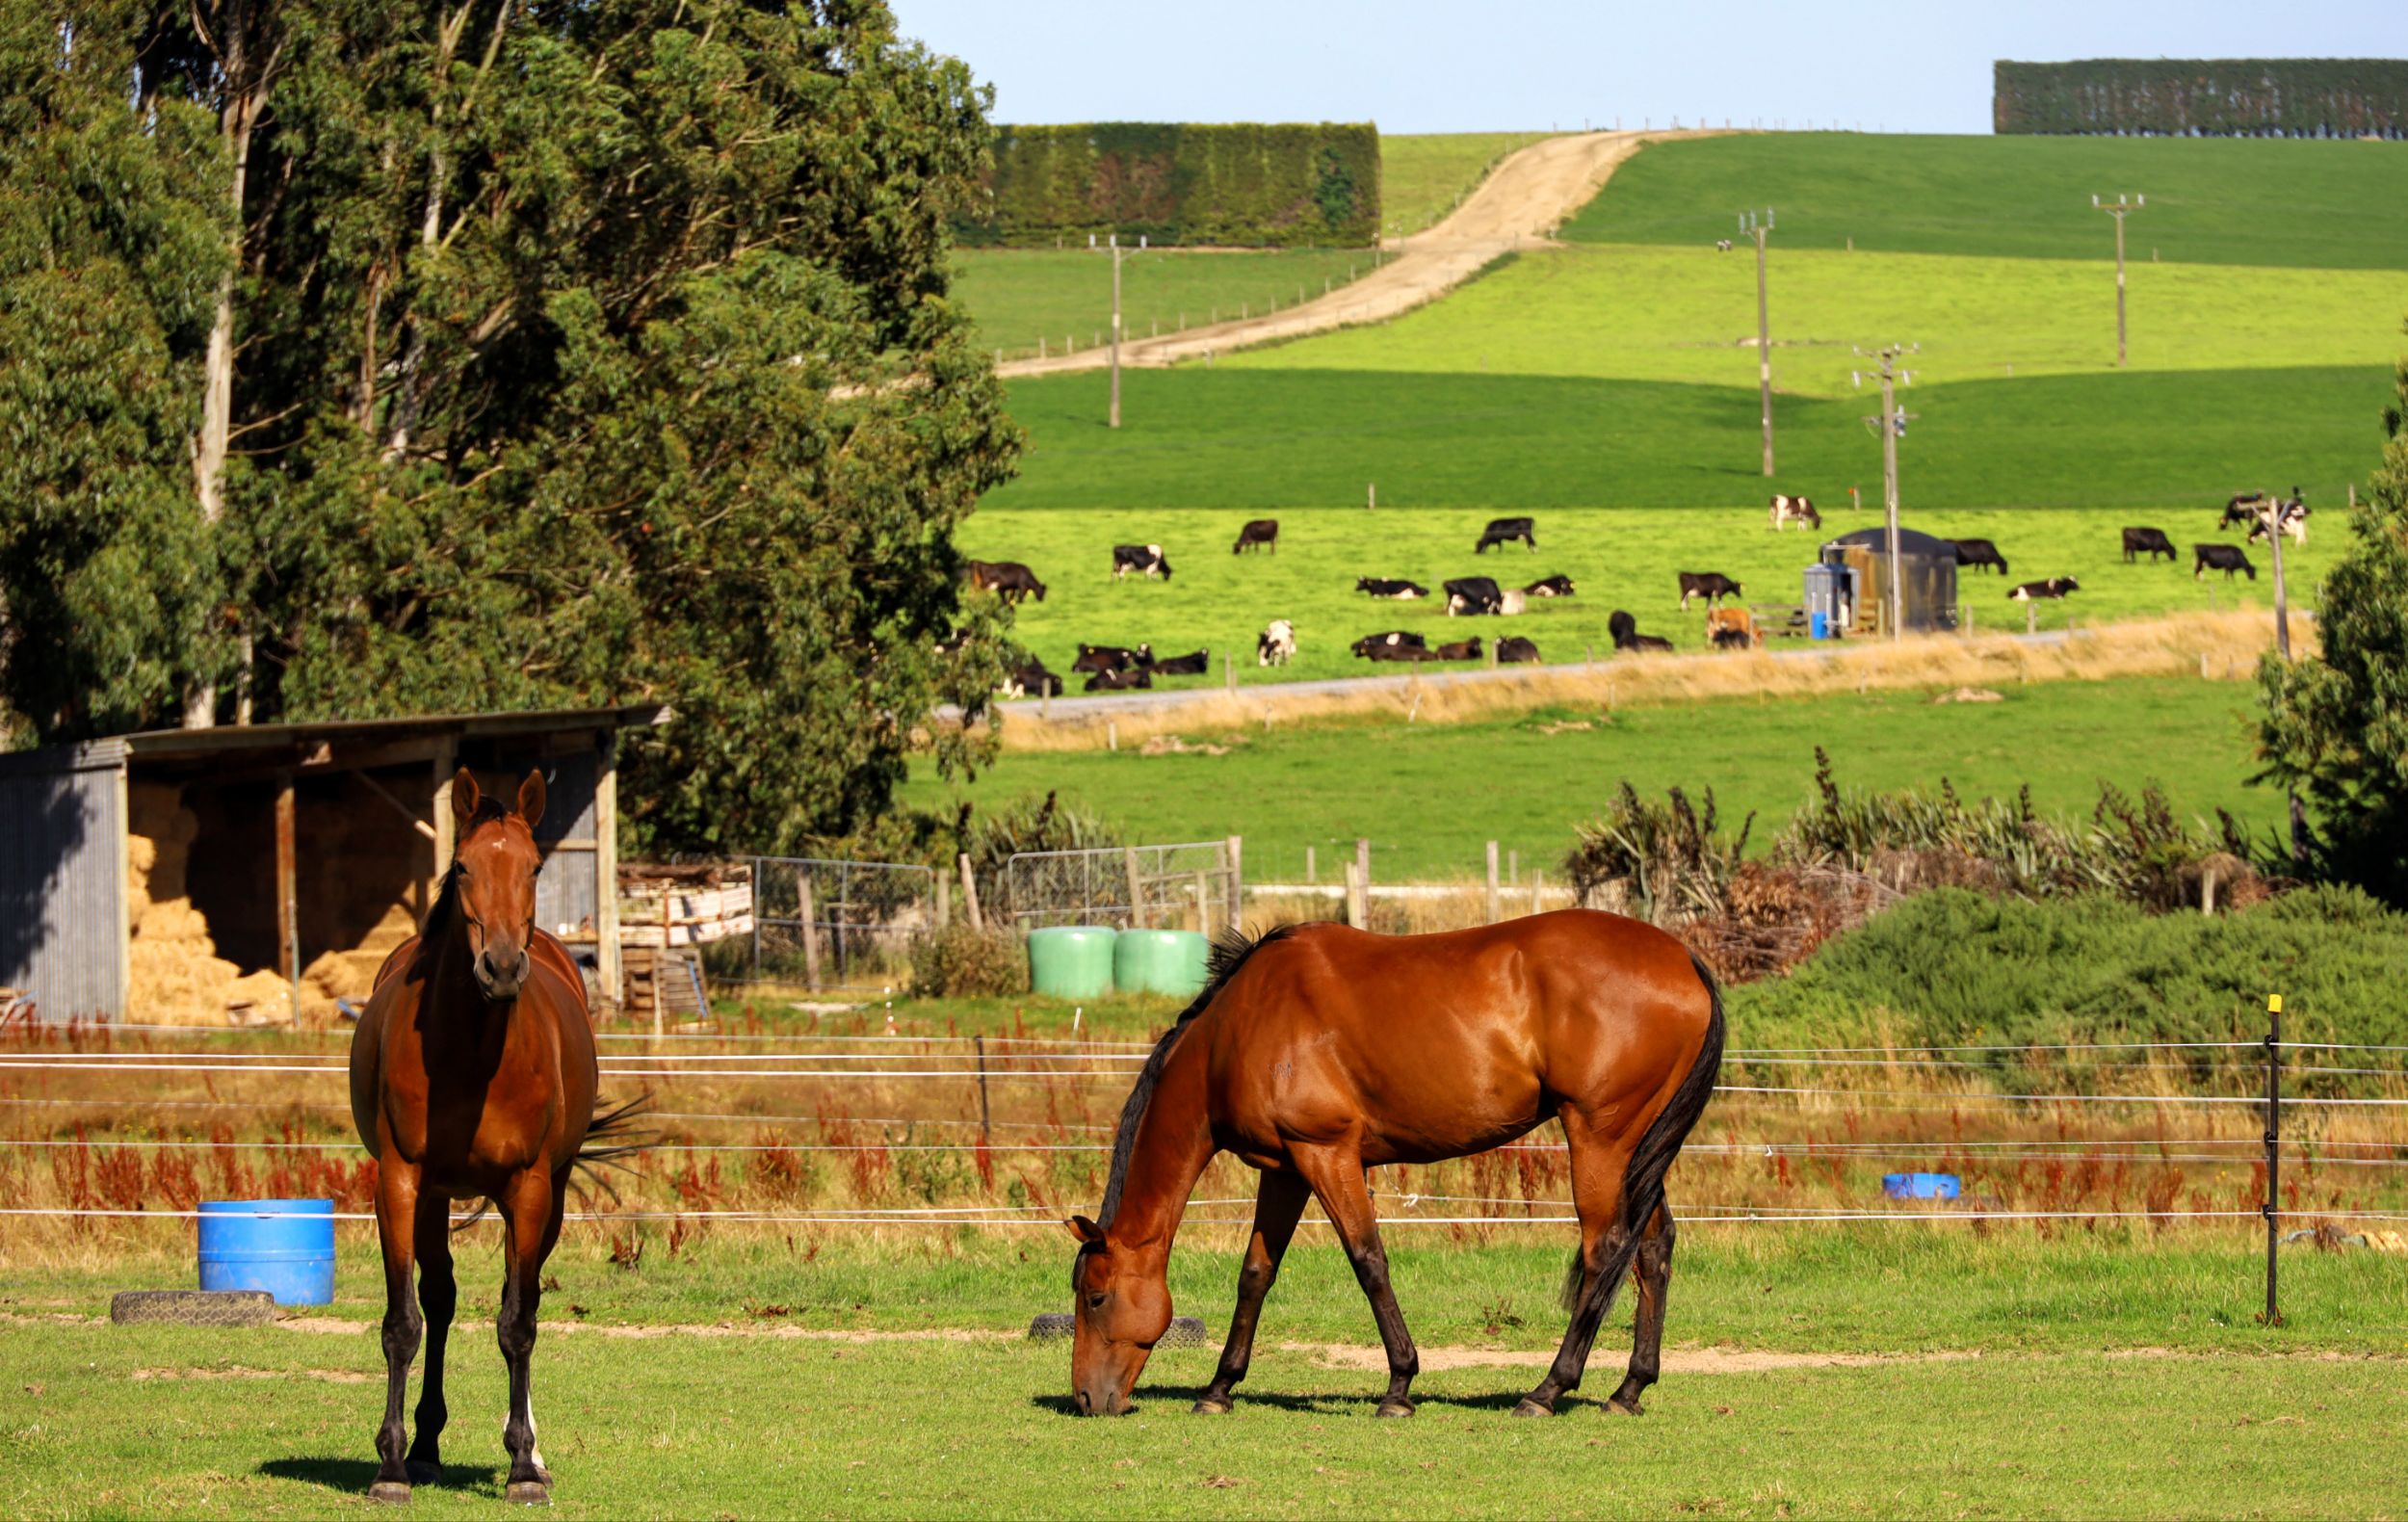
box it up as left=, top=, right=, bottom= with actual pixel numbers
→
left=1026, top=926, right=1117, bottom=998
left=198, top=1198, right=335, bottom=1306
left=1112, top=930, right=1211, bottom=998
left=1802, top=563, right=1845, bottom=632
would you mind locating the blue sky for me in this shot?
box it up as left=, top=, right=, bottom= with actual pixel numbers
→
left=887, top=1, right=2406, bottom=136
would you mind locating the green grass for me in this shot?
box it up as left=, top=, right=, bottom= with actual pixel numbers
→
left=1565, top=133, right=2408, bottom=269
left=7, top=1234, right=2405, bottom=1517
left=1377, top=131, right=1556, bottom=235
left=909, top=677, right=2278, bottom=881
left=951, top=248, right=1379, bottom=361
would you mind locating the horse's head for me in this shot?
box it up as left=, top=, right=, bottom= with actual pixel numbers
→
left=1062, top=1214, right=1170, bottom=1416
left=448, top=767, right=546, bottom=1003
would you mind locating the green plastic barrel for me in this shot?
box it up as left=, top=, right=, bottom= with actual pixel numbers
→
left=1027, top=926, right=1117, bottom=999
left=1112, top=930, right=1210, bottom=998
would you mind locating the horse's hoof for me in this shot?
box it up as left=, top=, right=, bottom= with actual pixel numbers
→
left=1374, top=1399, right=1416, bottom=1419
left=1191, top=1398, right=1233, bottom=1415
left=405, top=1458, right=443, bottom=1484
left=368, top=1481, right=412, bottom=1506
left=1510, top=1398, right=1555, bottom=1419
left=1608, top=1396, right=1645, bottom=1417
left=505, top=1480, right=552, bottom=1507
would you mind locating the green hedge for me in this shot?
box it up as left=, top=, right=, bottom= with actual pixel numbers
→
left=956, top=122, right=1380, bottom=248
left=1995, top=59, right=2408, bottom=138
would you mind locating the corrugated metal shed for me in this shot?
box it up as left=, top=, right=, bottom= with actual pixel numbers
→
left=1820, top=526, right=1962, bottom=636
left=0, top=739, right=128, bottom=1018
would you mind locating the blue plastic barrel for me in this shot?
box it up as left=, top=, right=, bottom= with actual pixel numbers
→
left=198, top=1198, right=335, bottom=1305
left=1809, top=610, right=1830, bottom=640
left=1881, top=1172, right=1961, bottom=1201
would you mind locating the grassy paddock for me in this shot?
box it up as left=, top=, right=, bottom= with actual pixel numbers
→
left=1377, top=130, right=1557, bottom=234
left=952, top=247, right=1377, bottom=361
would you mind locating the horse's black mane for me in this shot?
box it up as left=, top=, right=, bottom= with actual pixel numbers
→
left=1095, top=923, right=1298, bottom=1231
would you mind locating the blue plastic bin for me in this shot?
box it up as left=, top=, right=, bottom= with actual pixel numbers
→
left=1809, top=610, right=1830, bottom=640
left=1881, top=1172, right=1961, bottom=1201
left=198, top=1198, right=335, bottom=1305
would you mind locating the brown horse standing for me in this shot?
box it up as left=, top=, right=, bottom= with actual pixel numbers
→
left=349, top=769, right=623, bottom=1505
left=1064, top=911, right=1723, bottom=1419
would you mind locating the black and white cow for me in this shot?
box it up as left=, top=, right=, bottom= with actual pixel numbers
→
left=1709, top=624, right=1754, bottom=652
left=1677, top=571, right=1742, bottom=610
left=1072, top=642, right=1151, bottom=673
left=2247, top=499, right=2309, bottom=547
left=1768, top=494, right=1820, bottom=532
left=1495, top=636, right=1541, bottom=664
left=1474, top=515, right=1537, bottom=554
left=1524, top=574, right=1576, bottom=598
left=1111, top=543, right=1174, bottom=581
left=2121, top=527, right=2177, bottom=564
left=1083, top=666, right=1154, bottom=692
left=1355, top=576, right=1428, bottom=600
left=1445, top=575, right=1504, bottom=616
left=1232, top=518, right=1279, bottom=555
left=964, top=559, right=1047, bottom=604
left=1147, top=649, right=1210, bottom=675
left=1609, top=610, right=1673, bottom=653
left=2007, top=576, right=2080, bottom=601
left=2219, top=492, right=2271, bottom=531
left=1431, top=637, right=1483, bottom=661
left=2194, top=544, right=2257, bottom=582
left=1350, top=630, right=1427, bottom=660
left=1001, top=660, right=1063, bottom=698
left=1951, top=538, right=2009, bottom=576
left=1256, top=618, right=1296, bottom=667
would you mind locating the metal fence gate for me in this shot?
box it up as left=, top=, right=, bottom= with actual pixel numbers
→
left=749, top=858, right=937, bottom=991
left=1002, top=841, right=1240, bottom=932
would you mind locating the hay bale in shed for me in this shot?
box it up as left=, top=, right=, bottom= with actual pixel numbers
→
left=125, top=782, right=294, bottom=1026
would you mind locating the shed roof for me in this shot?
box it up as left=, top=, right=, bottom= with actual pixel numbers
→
left=0, top=704, right=669, bottom=779
left=1824, top=526, right=1958, bottom=559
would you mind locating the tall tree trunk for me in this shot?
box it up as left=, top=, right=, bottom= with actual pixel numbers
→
left=384, top=2, right=496, bottom=461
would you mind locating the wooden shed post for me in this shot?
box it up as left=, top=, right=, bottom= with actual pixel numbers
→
left=594, top=733, right=621, bottom=1011
left=275, top=773, right=300, bottom=1024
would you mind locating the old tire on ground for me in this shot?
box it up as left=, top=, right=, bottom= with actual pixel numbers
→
left=110, top=1290, right=276, bottom=1327
left=1027, top=1313, right=1208, bottom=1347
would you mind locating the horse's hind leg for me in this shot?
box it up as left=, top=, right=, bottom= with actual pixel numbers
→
left=1517, top=1115, right=1631, bottom=1417
left=1291, top=1147, right=1420, bottom=1417
left=369, top=1157, right=424, bottom=1504
left=495, top=1168, right=563, bottom=1504
left=1194, top=1170, right=1310, bottom=1414
left=405, top=1194, right=456, bottom=1481
left=1606, top=1204, right=1674, bottom=1415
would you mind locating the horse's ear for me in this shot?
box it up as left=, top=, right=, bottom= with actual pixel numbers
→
left=517, top=769, right=547, bottom=829
left=1062, top=1215, right=1104, bottom=1246
left=450, top=768, right=481, bottom=827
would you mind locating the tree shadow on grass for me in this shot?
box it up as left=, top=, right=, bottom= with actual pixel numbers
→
left=258, top=1456, right=503, bottom=1496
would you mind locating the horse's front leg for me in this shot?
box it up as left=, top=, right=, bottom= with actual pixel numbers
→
left=1194, top=1170, right=1310, bottom=1414
left=369, top=1157, right=424, bottom=1505
left=496, top=1167, right=566, bottom=1504
left=405, top=1191, right=455, bottom=1481
left=1292, top=1148, right=1420, bottom=1417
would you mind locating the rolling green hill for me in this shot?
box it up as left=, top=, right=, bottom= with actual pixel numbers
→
left=1379, top=130, right=1555, bottom=234
left=951, top=247, right=1379, bottom=360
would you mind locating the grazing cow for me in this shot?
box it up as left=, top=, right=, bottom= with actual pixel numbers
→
left=1350, top=631, right=1427, bottom=660
left=1768, top=494, right=1820, bottom=532
left=964, top=559, right=1047, bottom=604
left=1354, top=576, right=1429, bottom=600
left=1715, top=238, right=1734, bottom=252
left=1256, top=618, right=1296, bottom=668
left=1001, top=660, right=1063, bottom=698
left=1072, top=642, right=1151, bottom=674
left=2121, top=527, right=2178, bottom=564
left=1677, top=571, right=1742, bottom=610
left=1495, top=636, right=1541, bottom=664
left=1147, top=649, right=1210, bottom=676
left=2219, top=492, right=2270, bottom=531
left=1524, top=573, right=1576, bottom=598
left=1232, top=518, right=1280, bottom=555
left=2193, top=544, right=2257, bottom=582
left=1431, top=638, right=1483, bottom=661
left=1083, top=666, right=1154, bottom=693
left=1474, top=515, right=1537, bottom=554
left=1710, top=624, right=1754, bottom=652
left=1950, top=538, right=2009, bottom=576
left=1445, top=575, right=1505, bottom=616
left=2007, top=576, right=2080, bottom=601
left=1111, top=543, right=1174, bottom=581
left=2247, top=500, right=2309, bottom=547
left=1609, top=610, right=1673, bottom=653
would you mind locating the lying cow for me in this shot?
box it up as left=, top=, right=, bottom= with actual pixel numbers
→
left=1350, top=630, right=1427, bottom=660
left=1951, top=538, right=2009, bottom=576
left=1001, top=660, right=1062, bottom=698
left=2007, top=576, right=2080, bottom=601
left=1446, top=575, right=1504, bottom=616
left=1355, top=576, right=1428, bottom=600
left=1431, top=638, right=1483, bottom=661
left=1147, top=648, right=1209, bottom=676
left=2194, top=544, right=2256, bottom=582
left=1474, top=515, right=1536, bottom=553
left=1257, top=618, right=1296, bottom=668
left=1232, top=518, right=1279, bottom=555
left=1072, top=642, right=1151, bottom=673
left=2121, top=527, right=2177, bottom=564
left=1677, top=571, right=1742, bottom=610
left=1524, top=574, right=1576, bottom=598
left=964, top=559, right=1047, bottom=604
left=1083, top=666, right=1153, bottom=692
left=1495, top=636, right=1541, bottom=664
left=1768, top=494, right=1820, bottom=532
left=1111, top=543, right=1174, bottom=581
left=1609, top=610, right=1673, bottom=653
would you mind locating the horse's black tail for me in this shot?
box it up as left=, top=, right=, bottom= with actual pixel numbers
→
left=1559, top=953, right=1725, bottom=1315
left=567, top=1093, right=657, bottom=1207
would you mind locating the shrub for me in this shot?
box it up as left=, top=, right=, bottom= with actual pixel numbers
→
left=909, top=923, right=1026, bottom=999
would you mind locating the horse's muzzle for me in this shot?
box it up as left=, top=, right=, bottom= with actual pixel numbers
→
left=474, top=948, right=532, bottom=1002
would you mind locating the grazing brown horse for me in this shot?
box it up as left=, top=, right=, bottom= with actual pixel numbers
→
left=349, top=769, right=631, bottom=1505
left=1064, top=911, right=1723, bottom=1420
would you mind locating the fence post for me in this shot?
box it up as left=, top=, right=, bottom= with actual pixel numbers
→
left=1192, top=872, right=1209, bottom=934
left=1485, top=840, right=1502, bottom=923
left=2262, top=993, right=2284, bottom=1326
left=1224, top=835, right=1243, bottom=932
left=976, top=1035, right=992, bottom=1145
left=957, top=853, right=983, bottom=933
left=1124, top=846, right=1145, bottom=930
left=1305, top=845, right=1316, bottom=884
left=1344, top=858, right=1366, bottom=928
left=1530, top=869, right=1544, bottom=917
left=935, top=873, right=951, bottom=930
left=1356, top=837, right=1371, bottom=907
left=1225, top=652, right=1236, bottom=694
left=798, top=873, right=823, bottom=992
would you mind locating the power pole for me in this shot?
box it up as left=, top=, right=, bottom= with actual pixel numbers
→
left=2261, top=500, right=2312, bottom=863
left=2091, top=193, right=2143, bottom=367
left=1741, top=208, right=1775, bottom=475
left=1108, top=234, right=1123, bottom=429
left=1856, top=345, right=1919, bottom=640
